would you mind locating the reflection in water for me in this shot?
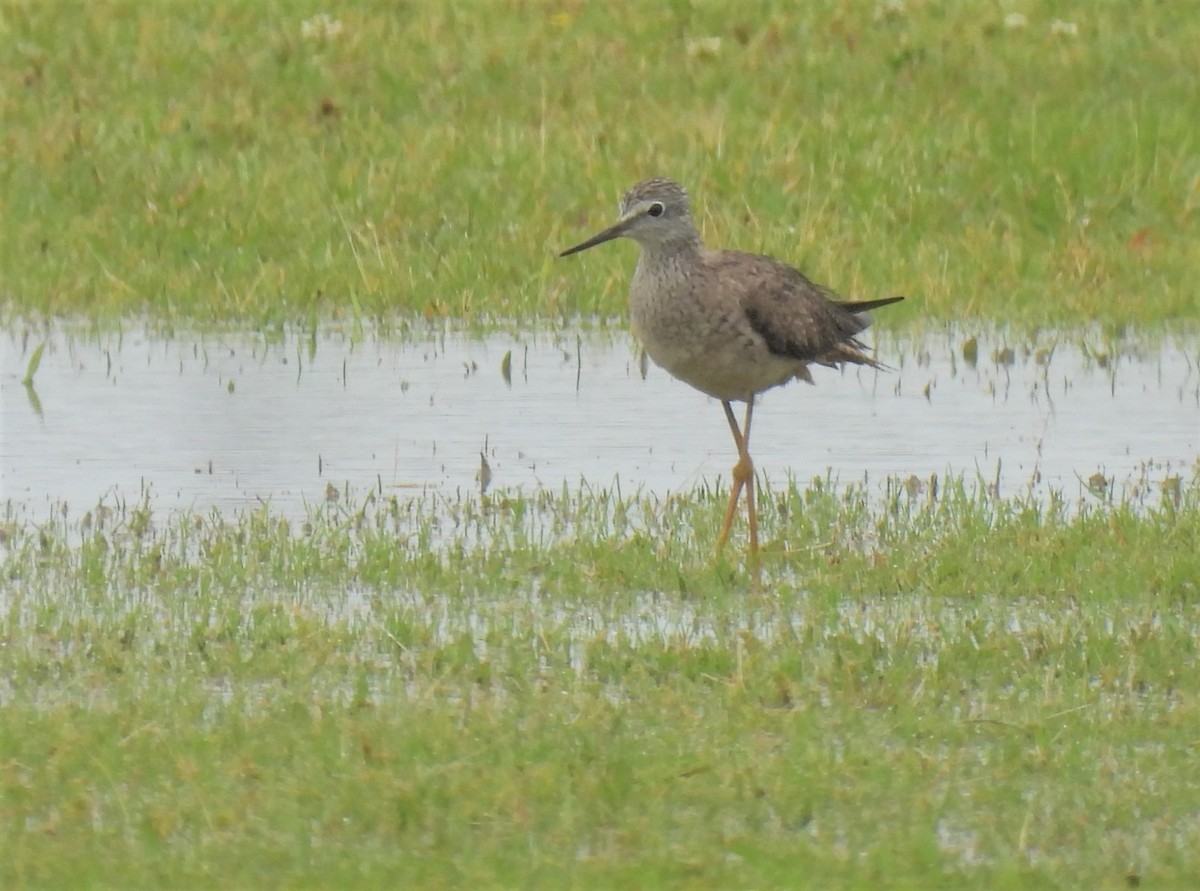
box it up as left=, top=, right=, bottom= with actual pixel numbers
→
left=1, top=325, right=1196, bottom=520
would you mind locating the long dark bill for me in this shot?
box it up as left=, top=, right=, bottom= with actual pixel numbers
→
left=558, top=219, right=631, bottom=257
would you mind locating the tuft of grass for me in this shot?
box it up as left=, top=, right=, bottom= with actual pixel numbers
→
left=1, top=475, right=1199, bottom=886
left=1, top=2, right=1198, bottom=328
left=21, top=341, right=45, bottom=386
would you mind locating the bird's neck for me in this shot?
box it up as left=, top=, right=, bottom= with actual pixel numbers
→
left=637, top=233, right=703, bottom=267
left=632, top=239, right=705, bottom=303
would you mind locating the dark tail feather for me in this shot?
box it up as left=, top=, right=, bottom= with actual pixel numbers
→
left=836, top=295, right=905, bottom=313
left=831, top=295, right=904, bottom=370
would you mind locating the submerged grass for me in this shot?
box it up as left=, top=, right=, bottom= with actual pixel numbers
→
left=3, top=476, right=1199, bottom=886
left=2, top=1, right=1198, bottom=328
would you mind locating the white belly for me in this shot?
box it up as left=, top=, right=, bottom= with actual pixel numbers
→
left=641, top=329, right=806, bottom=402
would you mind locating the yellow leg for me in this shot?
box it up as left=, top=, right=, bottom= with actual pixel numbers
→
left=741, top=399, right=759, bottom=556
left=716, top=399, right=759, bottom=558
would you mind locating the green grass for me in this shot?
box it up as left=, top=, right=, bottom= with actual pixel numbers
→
left=4, top=2, right=1200, bottom=885
left=1, top=0, right=1198, bottom=327
left=2, top=475, right=1199, bottom=887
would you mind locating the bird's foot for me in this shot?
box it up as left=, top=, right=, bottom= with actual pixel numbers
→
left=715, top=454, right=759, bottom=562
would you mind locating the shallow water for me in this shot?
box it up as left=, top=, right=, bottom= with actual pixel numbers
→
left=1, top=325, right=1196, bottom=520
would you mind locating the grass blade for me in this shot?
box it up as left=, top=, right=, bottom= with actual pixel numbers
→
left=23, top=342, right=46, bottom=386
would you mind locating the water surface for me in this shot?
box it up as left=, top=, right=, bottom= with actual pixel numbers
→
left=2, top=325, right=1196, bottom=520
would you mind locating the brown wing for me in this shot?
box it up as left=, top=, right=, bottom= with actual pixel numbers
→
left=709, top=250, right=902, bottom=368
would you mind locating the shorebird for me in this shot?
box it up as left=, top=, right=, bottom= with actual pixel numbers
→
left=559, top=177, right=903, bottom=559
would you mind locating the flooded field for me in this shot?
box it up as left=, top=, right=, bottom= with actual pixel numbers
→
left=1, top=325, right=1196, bottom=520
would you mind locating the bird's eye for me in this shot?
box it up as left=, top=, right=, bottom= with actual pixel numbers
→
left=647, top=202, right=665, bottom=217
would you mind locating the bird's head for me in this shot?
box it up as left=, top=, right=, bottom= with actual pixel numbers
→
left=560, top=177, right=697, bottom=257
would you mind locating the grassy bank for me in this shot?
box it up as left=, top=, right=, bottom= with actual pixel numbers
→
left=2, top=1, right=1198, bottom=327
left=2, top=477, right=1199, bottom=886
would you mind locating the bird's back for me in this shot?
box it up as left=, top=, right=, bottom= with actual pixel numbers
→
left=704, top=248, right=902, bottom=371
